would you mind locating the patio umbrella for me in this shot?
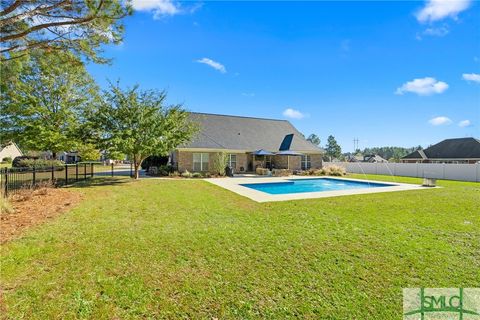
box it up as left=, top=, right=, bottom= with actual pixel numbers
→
left=252, top=149, right=274, bottom=156
left=252, top=149, right=275, bottom=168
left=275, top=150, right=304, bottom=169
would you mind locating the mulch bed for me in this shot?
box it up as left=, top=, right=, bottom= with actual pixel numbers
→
left=0, top=188, right=82, bottom=244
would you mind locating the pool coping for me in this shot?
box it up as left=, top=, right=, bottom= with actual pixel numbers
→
left=204, top=175, right=436, bottom=202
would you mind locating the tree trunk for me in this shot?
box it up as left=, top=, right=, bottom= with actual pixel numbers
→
left=52, top=152, right=57, bottom=160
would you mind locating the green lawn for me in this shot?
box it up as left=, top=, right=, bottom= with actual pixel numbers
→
left=1, top=175, right=479, bottom=319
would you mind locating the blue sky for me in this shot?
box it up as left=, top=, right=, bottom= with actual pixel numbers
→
left=88, top=0, right=480, bottom=151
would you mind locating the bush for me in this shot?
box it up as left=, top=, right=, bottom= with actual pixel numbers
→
left=12, top=156, right=38, bottom=167
left=212, top=152, right=228, bottom=176
left=169, top=171, right=180, bottom=178
left=272, top=169, right=291, bottom=177
left=2, top=157, right=12, bottom=163
left=256, top=167, right=270, bottom=175
left=322, top=165, right=346, bottom=176
left=192, top=172, right=202, bottom=178
left=202, top=172, right=211, bottom=178
left=14, top=158, right=64, bottom=168
left=158, top=165, right=174, bottom=176
left=181, top=170, right=192, bottom=178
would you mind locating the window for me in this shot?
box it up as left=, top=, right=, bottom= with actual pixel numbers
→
left=228, top=154, right=237, bottom=169
left=193, top=153, right=209, bottom=171
left=301, top=155, right=311, bottom=170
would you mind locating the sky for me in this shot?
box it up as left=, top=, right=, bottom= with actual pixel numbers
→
left=88, top=0, right=480, bottom=152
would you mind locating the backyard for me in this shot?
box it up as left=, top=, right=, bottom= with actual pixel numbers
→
left=0, top=175, right=479, bottom=319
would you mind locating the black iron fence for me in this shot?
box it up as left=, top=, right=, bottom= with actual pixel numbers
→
left=0, top=162, right=133, bottom=197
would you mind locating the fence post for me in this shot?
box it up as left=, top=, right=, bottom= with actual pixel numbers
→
left=84, top=163, right=87, bottom=180
left=111, top=163, right=114, bottom=177
left=32, top=165, right=36, bottom=186
left=130, top=162, right=133, bottom=178
left=65, top=164, right=68, bottom=185
left=91, top=163, right=94, bottom=178
left=4, top=169, right=8, bottom=197
left=76, top=163, right=78, bottom=181
left=51, top=165, right=54, bottom=182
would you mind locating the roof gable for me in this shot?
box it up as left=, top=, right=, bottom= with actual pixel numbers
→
left=183, top=113, right=323, bottom=152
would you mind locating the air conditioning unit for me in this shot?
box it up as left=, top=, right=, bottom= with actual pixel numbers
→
left=422, top=177, right=437, bottom=187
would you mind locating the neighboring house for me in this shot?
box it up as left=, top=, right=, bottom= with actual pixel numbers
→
left=171, top=113, right=324, bottom=173
left=0, top=141, right=23, bottom=161
left=39, top=151, right=81, bottom=163
left=401, top=137, right=480, bottom=164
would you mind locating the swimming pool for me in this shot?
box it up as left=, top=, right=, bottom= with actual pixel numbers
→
left=240, top=178, right=395, bottom=195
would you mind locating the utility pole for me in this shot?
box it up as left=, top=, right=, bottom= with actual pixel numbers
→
left=353, top=138, right=359, bottom=152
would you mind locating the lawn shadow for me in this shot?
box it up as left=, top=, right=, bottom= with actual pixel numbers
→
left=66, top=177, right=133, bottom=189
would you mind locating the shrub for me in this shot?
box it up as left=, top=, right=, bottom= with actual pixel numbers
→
left=322, top=165, right=346, bottom=176
left=192, top=172, right=202, bottom=178
left=181, top=170, right=192, bottom=178
left=202, top=172, right=211, bottom=178
left=169, top=171, right=180, bottom=178
left=160, top=165, right=174, bottom=176
left=2, top=157, right=12, bottom=163
left=0, top=197, right=14, bottom=215
left=14, top=158, right=64, bottom=168
left=272, top=169, right=291, bottom=177
left=256, top=167, right=269, bottom=175
left=212, top=152, right=228, bottom=176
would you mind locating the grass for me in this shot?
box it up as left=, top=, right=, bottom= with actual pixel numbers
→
left=1, top=175, right=479, bottom=319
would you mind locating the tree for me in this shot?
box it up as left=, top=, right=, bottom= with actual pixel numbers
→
left=307, top=134, right=321, bottom=146
left=94, top=83, right=198, bottom=179
left=0, top=50, right=99, bottom=158
left=212, top=152, right=228, bottom=176
left=77, top=143, right=100, bottom=161
left=325, top=135, right=342, bottom=160
left=0, top=0, right=131, bottom=63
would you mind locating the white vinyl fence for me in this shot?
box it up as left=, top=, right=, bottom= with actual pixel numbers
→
left=323, top=162, right=480, bottom=182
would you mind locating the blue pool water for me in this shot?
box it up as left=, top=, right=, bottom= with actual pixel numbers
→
left=240, top=178, right=394, bottom=195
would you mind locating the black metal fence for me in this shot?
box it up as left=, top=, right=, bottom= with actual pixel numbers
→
left=0, top=162, right=133, bottom=197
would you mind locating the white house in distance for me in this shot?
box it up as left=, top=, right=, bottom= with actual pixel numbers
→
left=0, top=141, right=23, bottom=161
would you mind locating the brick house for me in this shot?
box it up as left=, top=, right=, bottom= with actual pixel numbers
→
left=401, top=137, right=480, bottom=164
left=171, top=113, right=324, bottom=173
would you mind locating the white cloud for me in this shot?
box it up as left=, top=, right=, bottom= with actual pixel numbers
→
left=131, top=0, right=201, bottom=18
left=462, top=73, right=480, bottom=83
left=429, top=116, right=452, bottom=126
left=416, top=0, right=471, bottom=23
left=132, top=0, right=180, bottom=16
left=196, top=58, right=226, bottom=73
left=423, top=26, right=449, bottom=36
left=395, top=77, right=449, bottom=96
left=282, top=108, right=305, bottom=120
left=242, top=92, right=255, bottom=97
left=458, top=120, right=472, bottom=127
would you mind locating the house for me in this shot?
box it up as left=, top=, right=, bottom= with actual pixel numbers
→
left=401, top=137, right=480, bottom=164
left=0, top=141, right=23, bottom=161
left=171, top=113, right=324, bottom=173
left=349, top=154, right=388, bottom=163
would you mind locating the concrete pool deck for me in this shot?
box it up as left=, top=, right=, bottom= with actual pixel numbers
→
left=205, top=175, right=434, bottom=202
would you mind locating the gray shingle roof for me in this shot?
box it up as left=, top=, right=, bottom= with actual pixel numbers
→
left=182, top=113, right=323, bottom=153
left=402, top=137, right=480, bottom=159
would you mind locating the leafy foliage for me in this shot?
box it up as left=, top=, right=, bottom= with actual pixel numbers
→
left=93, top=83, right=198, bottom=178
left=77, top=144, right=101, bottom=162
left=0, top=0, right=132, bottom=63
left=212, top=152, right=228, bottom=176
left=14, top=159, right=64, bottom=168
left=306, top=134, right=321, bottom=146
left=0, top=50, right=99, bottom=156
